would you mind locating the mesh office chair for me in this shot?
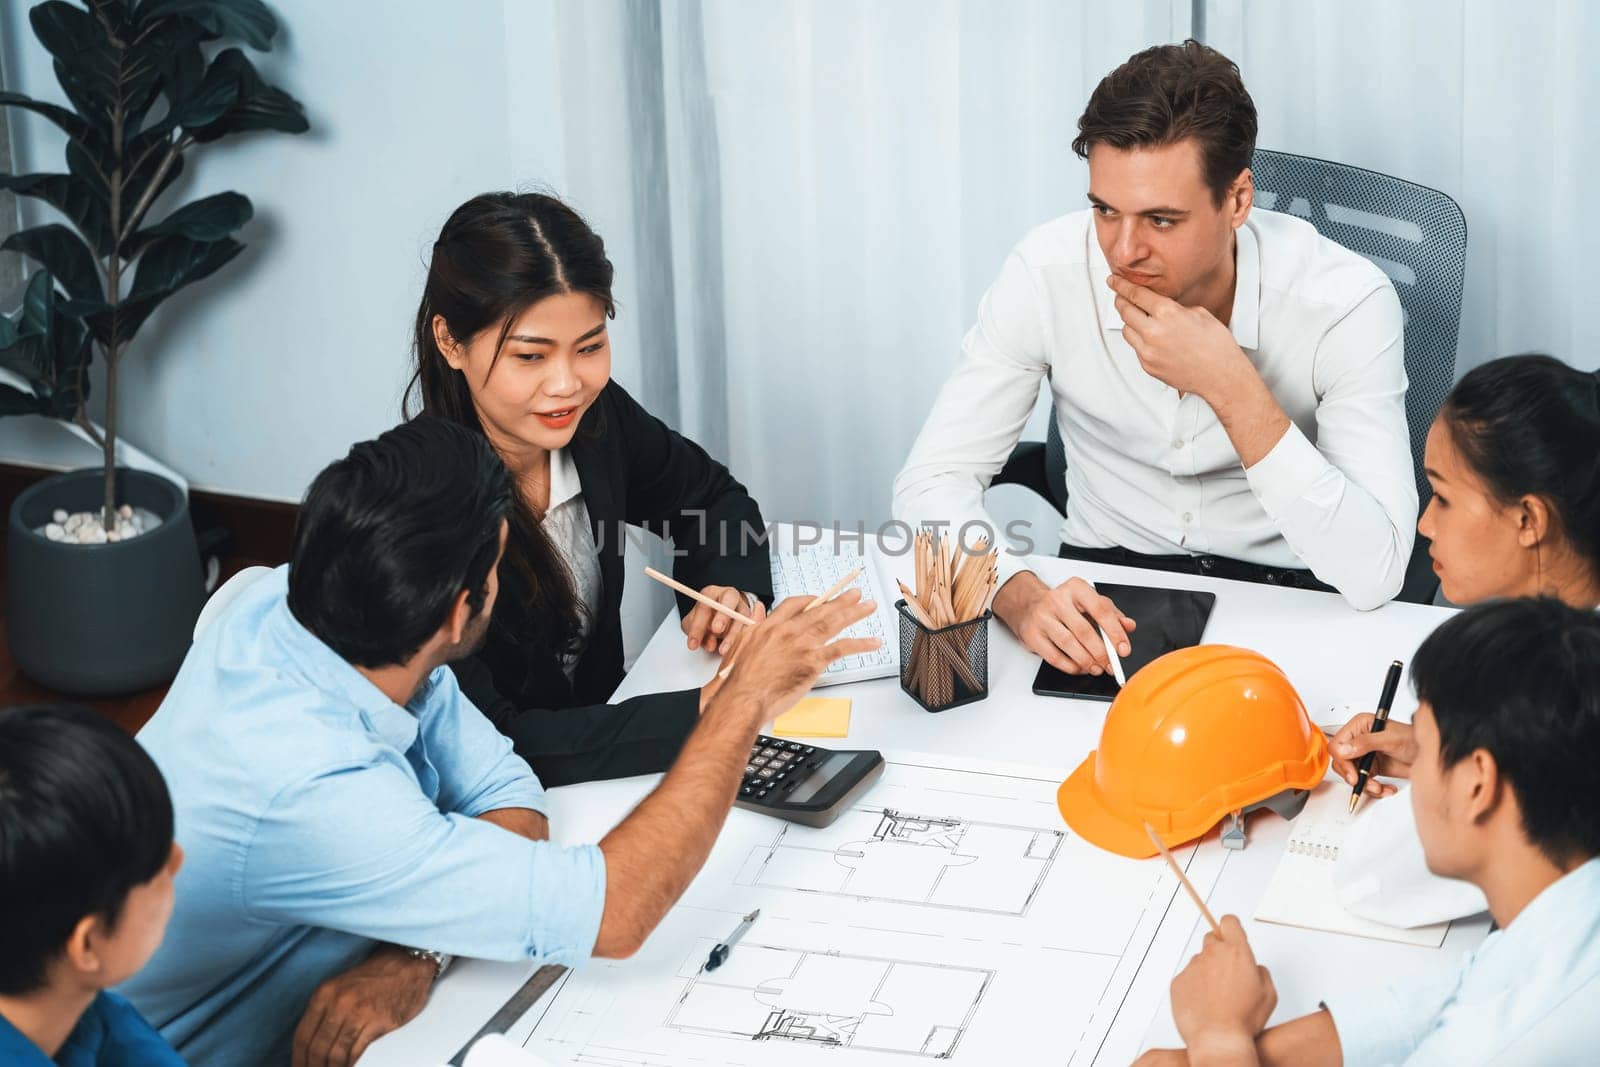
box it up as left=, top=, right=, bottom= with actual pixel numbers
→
left=991, top=149, right=1468, bottom=604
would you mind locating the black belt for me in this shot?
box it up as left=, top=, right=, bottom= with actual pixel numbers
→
left=1056, top=542, right=1336, bottom=594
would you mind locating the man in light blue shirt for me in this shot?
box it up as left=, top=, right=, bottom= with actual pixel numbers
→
left=1137, top=597, right=1600, bottom=1066
left=121, top=419, right=882, bottom=1066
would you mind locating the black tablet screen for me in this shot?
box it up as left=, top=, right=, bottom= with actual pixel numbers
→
left=1031, top=583, right=1217, bottom=702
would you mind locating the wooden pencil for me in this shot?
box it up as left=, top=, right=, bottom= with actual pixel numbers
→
left=1144, top=821, right=1223, bottom=936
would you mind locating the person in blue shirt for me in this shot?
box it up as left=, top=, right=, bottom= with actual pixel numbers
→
left=0, top=704, right=186, bottom=1067
left=121, top=417, right=879, bottom=1067
left=1138, top=596, right=1600, bottom=1066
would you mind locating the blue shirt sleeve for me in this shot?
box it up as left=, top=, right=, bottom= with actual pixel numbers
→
left=1320, top=947, right=1472, bottom=1066
left=240, top=758, right=605, bottom=966
left=420, top=666, right=549, bottom=818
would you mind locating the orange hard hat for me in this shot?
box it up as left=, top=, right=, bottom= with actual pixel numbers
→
left=1058, top=644, right=1328, bottom=858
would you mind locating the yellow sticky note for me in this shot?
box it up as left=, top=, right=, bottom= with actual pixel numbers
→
left=772, top=696, right=852, bottom=739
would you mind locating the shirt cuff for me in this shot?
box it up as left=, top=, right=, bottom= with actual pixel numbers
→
left=529, top=843, right=608, bottom=966
left=463, top=775, right=549, bottom=819
left=1243, top=422, right=1328, bottom=522
left=1320, top=986, right=1421, bottom=1067
left=995, top=549, right=1034, bottom=598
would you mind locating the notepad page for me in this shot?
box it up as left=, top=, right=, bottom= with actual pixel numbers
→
left=1254, top=784, right=1449, bottom=948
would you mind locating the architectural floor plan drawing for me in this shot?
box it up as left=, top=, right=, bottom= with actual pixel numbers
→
left=734, top=807, right=1063, bottom=915
left=665, top=941, right=989, bottom=1058
left=503, top=753, right=1230, bottom=1066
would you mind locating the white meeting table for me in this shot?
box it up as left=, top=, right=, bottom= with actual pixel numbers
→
left=365, top=541, right=1490, bottom=1065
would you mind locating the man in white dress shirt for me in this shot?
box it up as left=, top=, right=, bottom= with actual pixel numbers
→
left=893, top=40, right=1416, bottom=675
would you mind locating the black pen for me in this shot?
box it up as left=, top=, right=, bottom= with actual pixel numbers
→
left=703, top=909, right=760, bottom=972
left=1350, top=660, right=1404, bottom=813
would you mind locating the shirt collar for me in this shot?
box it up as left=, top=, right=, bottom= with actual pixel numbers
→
left=265, top=582, right=427, bottom=754
left=0, top=1002, right=65, bottom=1065
left=1475, top=858, right=1600, bottom=973
left=547, top=447, right=583, bottom=510
left=1501, top=857, right=1600, bottom=940
left=1090, top=217, right=1261, bottom=351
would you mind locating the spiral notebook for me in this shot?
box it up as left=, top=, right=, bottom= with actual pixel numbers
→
left=1254, top=784, right=1450, bottom=947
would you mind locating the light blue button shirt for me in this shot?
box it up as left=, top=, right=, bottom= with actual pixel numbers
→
left=120, top=567, right=606, bottom=1066
left=1323, top=857, right=1600, bottom=1065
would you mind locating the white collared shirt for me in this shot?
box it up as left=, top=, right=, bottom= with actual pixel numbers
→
left=892, top=208, right=1417, bottom=609
left=541, top=448, right=602, bottom=679
left=1321, top=858, right=1600, bottom=1065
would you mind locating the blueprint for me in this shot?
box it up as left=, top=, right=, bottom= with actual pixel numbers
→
left=502, top=753, right=1227, bottom=1065
left=734, top=807, right=1063, bottom=916
left=665, top=942, right=989, bottom=1056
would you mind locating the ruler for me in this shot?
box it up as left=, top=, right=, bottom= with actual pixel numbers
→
left=447, top=965, right=568, bottom=1066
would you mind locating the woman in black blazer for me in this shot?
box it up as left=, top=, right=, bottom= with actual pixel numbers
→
left=406, top=192, right=772, bottom=786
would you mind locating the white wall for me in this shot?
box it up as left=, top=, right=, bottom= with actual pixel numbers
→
left=0, top=0, right=569, bottom=501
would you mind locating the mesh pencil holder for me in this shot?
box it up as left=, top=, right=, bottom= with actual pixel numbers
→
left=896, top=600, right=991, bottom=713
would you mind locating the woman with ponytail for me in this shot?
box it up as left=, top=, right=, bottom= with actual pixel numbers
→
left=408, top=191, right=772, bottom=786
left=1410, top=354, right=1600, bottom=608
left=1329, top=352, right=1600, bottom=929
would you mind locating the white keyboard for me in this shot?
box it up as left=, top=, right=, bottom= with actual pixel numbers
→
left=769, top=543, right=899, bottom=686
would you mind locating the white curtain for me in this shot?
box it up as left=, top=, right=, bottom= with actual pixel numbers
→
left=1206, top=0, right=1600, bottom=376
left=539, top=0, right=1192, bottom=654
left=531, top=0, right=1598, bottom=658
left=549, top=0, right=1195, bottom=520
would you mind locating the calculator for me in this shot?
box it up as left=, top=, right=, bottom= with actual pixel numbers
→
left=734, top=735, right=886, bottom=828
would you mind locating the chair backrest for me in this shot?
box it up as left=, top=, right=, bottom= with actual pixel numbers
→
left=1044, top=400, right=1067, bottom=512
left=1250, top=149, right=1468, bottom=504
left=193, top=565, right=274, bottom=641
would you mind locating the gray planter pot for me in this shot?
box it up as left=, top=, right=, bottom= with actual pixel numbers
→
left=7, top=467, right=204, bottom=695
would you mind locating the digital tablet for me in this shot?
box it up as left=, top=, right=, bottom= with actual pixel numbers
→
left=1031, top=583, right=1217, bottom=702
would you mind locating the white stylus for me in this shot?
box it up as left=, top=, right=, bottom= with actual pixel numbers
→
left=1084, top=578, right=1127, bottom=687
left=1099, top=625, right=1128, bottom=687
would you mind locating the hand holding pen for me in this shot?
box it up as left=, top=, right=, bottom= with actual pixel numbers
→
left=1343, top=660, right=1405, bottom=813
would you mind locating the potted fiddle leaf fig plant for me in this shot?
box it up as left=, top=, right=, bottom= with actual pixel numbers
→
left=1, top=0, right=307, bottom=694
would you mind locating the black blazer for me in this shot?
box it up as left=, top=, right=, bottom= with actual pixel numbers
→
left=451, top=381, right=772, bottom=787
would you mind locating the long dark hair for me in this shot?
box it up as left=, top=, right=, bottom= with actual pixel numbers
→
left=405, top=191, right=616, bottom=657
left=1441, top=354, right=1600, bottom=577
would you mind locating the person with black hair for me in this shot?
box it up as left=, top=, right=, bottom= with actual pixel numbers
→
left=120, top=417, right=879, bottom=1067
left=409, top=190, right=772, bottom=788
left=0, top=704, right=185, bottom=1066
left=1415, top=353, right=1600, bottom=608
left=1326, top=353, right=1600, bottom=927
left=1138, top=598, right=1600, bottom=1066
